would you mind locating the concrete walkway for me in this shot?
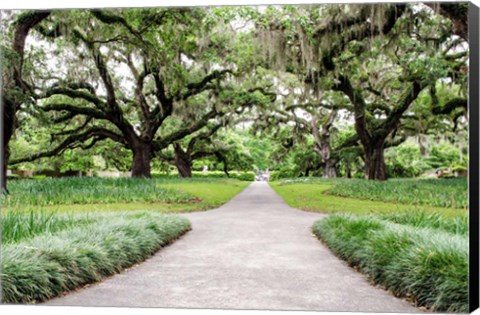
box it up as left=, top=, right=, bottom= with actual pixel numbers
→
left=48, top=182, right=418, bottom=312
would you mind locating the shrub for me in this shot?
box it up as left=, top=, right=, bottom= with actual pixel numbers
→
left=269, top=168, right=298, bottom=181
left=193, top=171, right=228, bottom=179
left=152, top=171, right=255, bottom=181
left=386, top=160, right=421, bottom=178
left=233, top=172, right=255, bottom=181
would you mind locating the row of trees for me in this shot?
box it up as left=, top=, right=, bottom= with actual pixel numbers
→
left=2, top=8, right=274, bottom=188
left=1, top=3, right=469, bottom=190
left=253, top=3, right=468, bottom=180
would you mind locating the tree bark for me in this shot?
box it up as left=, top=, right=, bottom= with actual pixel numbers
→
left=131, top=143, right=152, bottom=178
left=346, top=165, right=352, bottom=179
left=311, top=110, right=338, bottom=179
left=323, top=160, right=338, bottom=178
left=2, top=98, right=15, bottom=192
left=364, top=141, right=387, bottom=180
left=418, top=135, right=427, bottom=157
left=174, top=143, right=192, bottom=178
left=175, top=157, right=192, bottom=178
left=1, top=149, right=8, bottom=193
left=221, top=160, right=230, bottom=177
left=304, top=166, right=311, bottom=177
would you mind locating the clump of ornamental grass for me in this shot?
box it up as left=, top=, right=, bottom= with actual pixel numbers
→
left=378, top=210, right=468, bottom=235
left=312, top=214, right=468, bottom=312
left=1, top=212, right=191, bottom=304
left=2, top=209, right=95, bottom=244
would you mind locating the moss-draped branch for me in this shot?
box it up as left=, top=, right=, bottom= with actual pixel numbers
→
left=9, top=127, right=126, bottom=165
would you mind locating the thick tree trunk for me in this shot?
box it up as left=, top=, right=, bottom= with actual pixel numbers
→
left=1, top=150, right=8, bottom=193
left=305, top=166, right=311, bottom=177
left=131, top=143, right=152, bottom=178
left=365, top=142, right=387, bottom=180
left=316, top=148, right=338, bottom=178
left=311, top=110, right=338, bottom=179
left=346, top=166, right=352, bottom=179
left=174, top=143, right=192, bottom=178
left=175, top=158, right=192, bottom=178
left=323, top=160, right=337, bottom=178
left=2, top=12, right=51, bottom=192
left=2, top=100, right=15, bottom=193
left=315, top=145, right=338, bottom=178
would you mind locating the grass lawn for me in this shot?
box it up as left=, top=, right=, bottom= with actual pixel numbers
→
left=269, top=179, right=467, bottom=218
left=324, top=177, right=467, bottom=209
left=3, top=177, right=250, bottom=213
left=161, top=178, right=250, bottom=210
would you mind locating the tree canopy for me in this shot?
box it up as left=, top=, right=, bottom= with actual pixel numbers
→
left=1, top=3, right=470, bottom=189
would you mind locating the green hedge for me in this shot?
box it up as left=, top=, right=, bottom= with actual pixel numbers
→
left=269, top=169, right=299, bottom=181
left=231, top=172, right=255, bottom=181
left=152, top=171, right=255, bottom=181
left=312, top=214, right=468, bottom=312
left=1, top=212, right=191, bottom=303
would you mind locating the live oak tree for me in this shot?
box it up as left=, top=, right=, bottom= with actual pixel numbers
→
left=157, top=122, right=226, bottom=178
left=399, top=80, right=468, bottom=164
left=328, top=6, right=467, bottom=180
left=12, top=7, right=282, bottom=179
left=1, top=11, right=51, bottom=191
left=212, top=128, right=264, bottom=173
left=9, top=114, right=96, bottom=174
left=10, top=8, right=242, bottom=178
left=155, top=80, right=276, bottom=177
left=157, top=121, right=272, bottom=178
left=4, top=4, right=470, bottom=183
left=254, top=4, right=467, bottom=180
left=258, top=87, right=358, bottom=178
left=262, top=124, right=321, bottom=178
left=252, top=4, right=408, bottom=180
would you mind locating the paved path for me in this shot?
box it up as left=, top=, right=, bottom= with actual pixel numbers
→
left=48, top=182, right=417, bottom=312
